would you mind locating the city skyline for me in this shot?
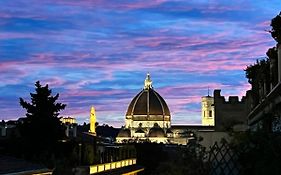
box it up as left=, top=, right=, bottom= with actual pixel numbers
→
left=1, top=0, right=280, bottom=126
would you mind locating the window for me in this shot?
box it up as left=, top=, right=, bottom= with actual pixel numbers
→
left=209, top=111, right=212, bottom=118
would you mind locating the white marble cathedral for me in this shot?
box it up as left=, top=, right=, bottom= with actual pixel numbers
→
left=116, top=73, right=173, bottom=143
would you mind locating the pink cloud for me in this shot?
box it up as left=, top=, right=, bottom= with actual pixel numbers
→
left=41, top=77, right=66, bottom=87
left=64, top=89, right=126, bottom=97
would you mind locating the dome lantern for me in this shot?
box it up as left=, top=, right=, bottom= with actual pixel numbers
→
left=144, top=73, right=153, bottom=89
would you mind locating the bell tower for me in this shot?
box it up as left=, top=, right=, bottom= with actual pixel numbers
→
left=201, top=89, right=214, bottom=126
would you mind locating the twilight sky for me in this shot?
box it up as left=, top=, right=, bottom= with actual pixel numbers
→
left=0, top=0, right=280, bottom=126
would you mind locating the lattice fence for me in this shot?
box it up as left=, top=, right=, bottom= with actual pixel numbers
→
left=208, top=141, right=246, bottom=175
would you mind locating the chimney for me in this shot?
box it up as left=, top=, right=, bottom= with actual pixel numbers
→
left=214, top=89, right=221, bottom=98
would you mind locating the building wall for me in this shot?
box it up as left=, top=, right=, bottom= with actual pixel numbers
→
left=116, top=137, right=131, bottom=143
left=148, top=137, right=168, bottom=143
left=60, top=117, right=77, bottom=138
left=0, top=122, right=18, bottom=138
left=129, top=120, right=170, bottom=129
left=116, top=136, right=168, bottom=144
left=125, top=116, right=171, bottom=138
left=125, top=116, right=170, bottom=129
left=214, top=90, right=249, bottom=131
left=117, top=126, right=230, bottom=147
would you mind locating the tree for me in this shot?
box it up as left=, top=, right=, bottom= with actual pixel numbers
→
left=270, top=12, right=281, bottom=43
left=19, top=81, right=66, bottom=157
left=150, top=135, right=210, bottom=175
left=267, top=47, right=278, bottom=87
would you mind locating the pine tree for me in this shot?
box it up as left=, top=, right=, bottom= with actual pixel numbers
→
left=19, top=81, right=66, bottom=156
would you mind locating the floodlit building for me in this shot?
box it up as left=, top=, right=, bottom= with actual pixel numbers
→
left=117, top=73, right=172, bottom=143
left=117, top=74, right=171, bottom=143
left=60, top=116, right=77, bottom=137
left=0, top=120, right=18, bottom=138
left=201, top=94, right=214, bottom=126
left=116, top=74, right=249, bottom=145
left=116, top=74, right=225, bottom=145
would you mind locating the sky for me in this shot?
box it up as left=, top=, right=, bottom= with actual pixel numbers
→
left=0, top=0, right=280, bottom=127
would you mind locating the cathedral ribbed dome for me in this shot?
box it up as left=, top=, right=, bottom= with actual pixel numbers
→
left=149, top=127, right=165, bottom=137
left=126, top=73, right=170, bottom=117
left=149, top=124, right=166, bottom=137
left=117, top=128, right=131, bottom=137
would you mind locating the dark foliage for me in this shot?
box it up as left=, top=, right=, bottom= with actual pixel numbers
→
left=151, top=139, right=209, bottom=175
left=96, top=124, right=119, bottom=138
left=135, top=137, right=209, bottom=175
left=230, top=131, right=281, bottom=175
left=267, top=47, right=278, bottom=87
left=270, top=12, right=281, bottom=43
left=245, top=59, right=271, bottom=107
left=18, top=81, right=66, bottom=160
left=135, top=142, right=167, bottom=175
left=77, top=123, right=119, bottom=138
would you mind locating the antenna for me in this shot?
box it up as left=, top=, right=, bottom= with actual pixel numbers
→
left=208, top=86, right=210, bottom=96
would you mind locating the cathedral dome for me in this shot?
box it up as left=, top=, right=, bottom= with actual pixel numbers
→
left=166, top=128, right=173, bottom=134
left=126, top=74, right=170, bottom=117
left=117, top=128, right=131, bottom=137
left=135, top=128, right=145, bottom=133
left=149, top=127, right=165, bottom=137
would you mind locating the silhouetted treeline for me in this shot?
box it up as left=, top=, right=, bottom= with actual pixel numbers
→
left=77, top=123, right=119, bottom=138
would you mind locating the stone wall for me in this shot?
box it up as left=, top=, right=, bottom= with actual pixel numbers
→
left=197, top=131, right=230, bottom=149
left=214, top=90, right=249, bottom=131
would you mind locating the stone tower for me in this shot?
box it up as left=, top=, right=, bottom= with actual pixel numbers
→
left=89, top=106, right=96, bottom=135
left=201, top=92, right=214, bottom=126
